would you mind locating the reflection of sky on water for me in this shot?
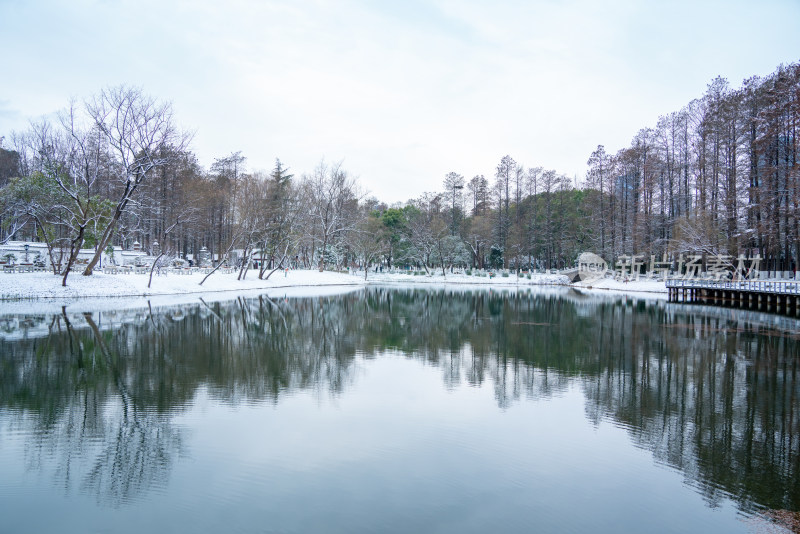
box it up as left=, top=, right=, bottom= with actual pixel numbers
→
left=161, top=358, right=746, bottom=534
left=1, top=356, right=749, bottom=533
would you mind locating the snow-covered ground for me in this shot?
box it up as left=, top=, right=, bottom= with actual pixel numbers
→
left=0, top=268, right=667, bottom=306
left=570, top=274, right=668, bottom=296
left=0, top=269, right=366, bottom=301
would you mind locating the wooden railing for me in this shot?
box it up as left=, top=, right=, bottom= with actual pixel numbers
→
left=666, top=278, right=800, bottom=295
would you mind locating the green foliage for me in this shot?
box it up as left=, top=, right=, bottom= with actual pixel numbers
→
left=381, top=207, right=407, bottom=230
left=1, top=172, right=62, bottom=210
left=270, top=158, right=293, bottom=187
left=432, top=235, right=471, bottom=268
left=0, top=170, right=118, bottom=254
left=380, top=207, right=416, bottom=268
left=0, top=172, right=68, bottom=242
left=489, top=247, right=503, bottom=269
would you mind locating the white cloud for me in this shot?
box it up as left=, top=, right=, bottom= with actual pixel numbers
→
left=1, top=0, right=799, bottom=202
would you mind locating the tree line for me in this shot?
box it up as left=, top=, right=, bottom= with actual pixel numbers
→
left=585, top=62, right=799, bottom=271
left=1, top=61, right=798, bottom=281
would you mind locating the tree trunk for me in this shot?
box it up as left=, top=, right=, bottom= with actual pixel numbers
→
left=82, top=204, right=126, bottom=276
left=147, top=252, right=167, bottom=288
left=31, top=215, right=62, bottom=274
left=199, top=236, right=239, bottom=286
left=258, top=242, right=270, bottom=279
left=62, top=227, right=86, bottom=287
left=237, top=245, right=251, bottom=281
left=264, top=254, right=287, bottom=280
left=318, top=234, right=328, bottom=272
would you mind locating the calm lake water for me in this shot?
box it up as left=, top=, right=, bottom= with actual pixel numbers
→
left=1, top=286, right=798, bottom=533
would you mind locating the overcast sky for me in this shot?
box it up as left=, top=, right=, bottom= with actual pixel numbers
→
left=1, top=0, right=799, bottom=203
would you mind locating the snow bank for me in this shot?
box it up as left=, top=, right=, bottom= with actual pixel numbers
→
left=570, top=275, right=668, bottom=298
left=0, top=268, right=669, bottom=310
left=0, top=269, right=366, bottom=301
left=361, top=270, right=571, bottom=287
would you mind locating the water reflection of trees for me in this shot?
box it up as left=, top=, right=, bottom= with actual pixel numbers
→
left=1, top=309, right=184, bottom=506
left=581, top=299, right=800, bottom=514
left=0, top=287, right=798, bottom=513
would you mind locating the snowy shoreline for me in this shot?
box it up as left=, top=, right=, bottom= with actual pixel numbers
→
left=0, top=269, right=367, bottom=301
left=0, top=268, right=666, bottom=304
left=569, top=276, right=668, bottom=296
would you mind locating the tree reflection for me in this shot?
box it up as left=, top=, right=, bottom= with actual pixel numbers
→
left=0, top=287, right=798, bottom=514
left=2, top=308, right=186, bottom=506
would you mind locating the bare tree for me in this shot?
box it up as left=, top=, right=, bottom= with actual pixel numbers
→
left=443, top=171, right=464, bottom=236
left=463, top=214, right=492, bottom=269
left=494, top=155, right=516, bottom=268
left=38, top=109, right=116, bottom=286
left=467, top=174, right=488, bottom=215
left=350, top=214, right=387, bottom=279
left=81, top=86, right=190, bottom=275
left=147, top=211, right=194, bottom=288
left=302, top=160, right=361, bottom=271
left=405, top=193, right=446, bottom=274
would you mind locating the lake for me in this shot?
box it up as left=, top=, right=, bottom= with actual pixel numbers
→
left=1, top=286, right=798, bottom=533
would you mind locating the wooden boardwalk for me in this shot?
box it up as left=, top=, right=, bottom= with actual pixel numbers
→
left=666, top=278, right=800, bottom=317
